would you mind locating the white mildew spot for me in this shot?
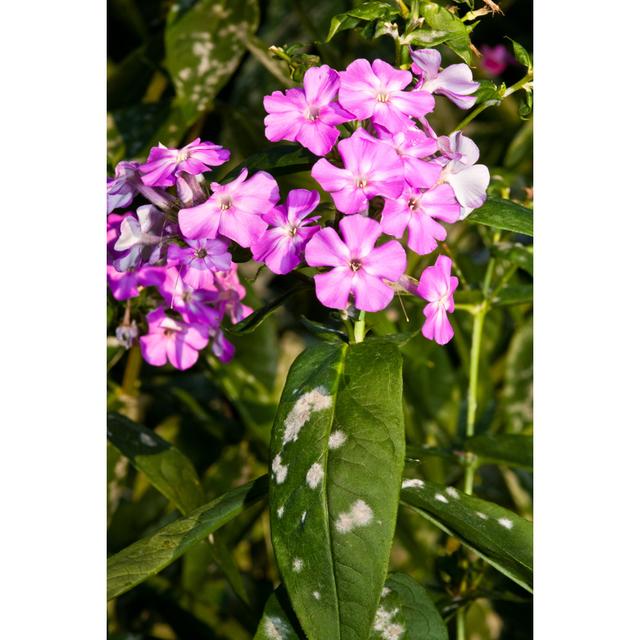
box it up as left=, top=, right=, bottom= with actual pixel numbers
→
left=475, top=511, right=489, bottom=520
left=292, top=558, right=304, bottom=573
left=272, top=453, right=288, bottom=485
left=498, top=517, right=514, bottom=529
left=283, top=387, right=333, bottom=445
left=373, top=606, right=405, bottom=640
left=312, top=591, right=321, bottom=600
left=335, top=499, right=374, bottom=534
left=328, top=430, right=347, bottom=449
left=139, top=433, right=157, bottom=447
left=301, top=511, right=307, bottom=524
left=381, top=587, right=391, bottom=598
left=306, top=463, right=324, bottom=489
left=401, top=479, right=425, bottom=489
left=277, top=506, right=285, bottom=519
left=264, top=616, right=286, bottom=640
left=434, top=493, right=449, bottom=504
left=445, top=486, right=460, bottom=499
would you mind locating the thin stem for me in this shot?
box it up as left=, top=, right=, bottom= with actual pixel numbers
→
left=353, top=310, right=366, bottom=343
left=121, top=345, right=142, bottom=397
left=456, top=607, right=466, bottom=640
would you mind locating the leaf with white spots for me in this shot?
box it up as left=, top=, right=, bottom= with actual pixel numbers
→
left=401, top=480, right=533, bottom=592
left=254, top=587, right=305, bottom=640
left=165, top=0, right=259, bottom=125
left=107, top=412, right=204, bottom=514
left=270, top=339, right=405, bottom=640
left=369, top=573, right=447, bottom=640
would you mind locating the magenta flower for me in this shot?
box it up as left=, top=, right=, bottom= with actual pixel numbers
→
left=211, top=326, right=235, bottom=363
left=251, top=189, right=321, bottom=274
left=140, top=308, right=209, bottom=370
left=212, top=266, right=252, bottom=324
left=107, top=265, right=165, bottom=301
left=338, top=58, right=434, bottom=132
left=374, top=125, right=440, bottom=188
left=140, top=138, right=230, bottom=187
left=381, top=183, right=460, bottom=255
left=178, top=169, right=279, bottom=247
left=107, top=161, right=139, bottom=213
left=167, top=238, right=232, bottom=289
left=417, top=255, right=459, bottom=345
left=112, top=205, right=167, bottom=271
left=304, top=214, right=406, bottom=312
left=480, top=44, right=515, bottom=77
left=311, top=129, right=405, bottom=214
left=264, top=65, right=353, bottom=156
left=411, top=48, right=479, bottom=110
left=437, top=132, right=490, bottom=218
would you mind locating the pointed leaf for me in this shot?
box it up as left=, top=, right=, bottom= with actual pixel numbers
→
left=270, top=340, right=405, bottom=640
left=254, top=587, right=305, bottom=639
left=467, top=197, right=533, bottom=236
left=466, top=434, right=533, bottom=470
left=401, top=480, right=533, bottom=592
left=107, top=475, right=267, bottom=599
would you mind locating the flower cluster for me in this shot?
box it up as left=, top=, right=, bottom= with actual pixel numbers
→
left=107, top=49, right=490, bottom=370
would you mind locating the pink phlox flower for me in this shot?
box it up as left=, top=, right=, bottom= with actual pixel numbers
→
left=178, top=169, right=279, bottom=247
left=338, top=58, right=435, bottom=132
left=304, top=214, right=406, bottom=312
left=264, top=65, right=354, bottom=156
left=140, top=308, right=209, bottom=370
left=437, top=132, right=490, bottom=218
left=140, top=138, right=230, bottom=187
left=158, top=267, right=222, bottom=326
left=480, top=44, right=515, bottom=77
left=212, top=265, right=252, bottom=324
left=411, top=48, right=479, bottom=110
left=107, top=264, right=165, bottom=301
left=311, top=129, right=405, bottom=214
left=112, top=205, right=167, bottom=271
left=374, top=125, right=441, bottom=188
left=417, top=255, right=458, bottom=345
left=167, top=238, right=232, bottom=289
left=211, top=325, right=235, bottom=363
left=107, top=161, right=140, bottom=213
left=381, top=183, right=460, bottom=255
left=251, top=188, right=321, bottom=274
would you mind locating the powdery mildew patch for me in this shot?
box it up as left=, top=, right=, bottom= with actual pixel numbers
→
left=328, top=430, right=347, bottom=449
left=283, top=387, right=333, bottom=445
left=381, top=587, right=391, bottom=598
left=264, top=616, right=286, bottom=640
left=335, top=499, right=374, bottom=533
left=373, top=606, right=405, bottom=640
left=277, top=506, right=285, bottom=519
left=401, top=479, right=424, bottom=489
left=434, top=493, right=449, bottom=504
left=498, top=517, right=514, bottom=529
left=272, top=453, right=288, bottom=485
left=140, top=433, right=157, bottom=447
left=306, top=463, right=324, bottom=489
left=312, top=591, right=321, bottom=600
left=445, top=486, right=460, bottom=499
left=300, top=511, right=307, bottom=524
left=292, top=558, right=304, bottom=573
left=476, top=511, right=489, bottom=520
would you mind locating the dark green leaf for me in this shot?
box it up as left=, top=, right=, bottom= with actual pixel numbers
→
left=370, top=573, right=447, bottom=639
left=107, top=475, right=267, bottom=599
left=401, top=480, right=533, bottom=592
left=299, top=316, right=349, bottom=343
left=519, top=88, right=533, bottom=119
left=466, top=197, right=533, bottom=236
left=165, top=0, right=259, bottom=125
left=421, top=3, right=472, bottom=64
left=326, top=1, right=400, bottom=42
left=400, top=29, right=450, bottom=48
left=466, top=434, right=533, bottom=470
left=107, top=412, right=204, bottom=514
left=254, top=587, right=305, bottom=639
left=474, top=79, right=504, bottom=104
left=492, top=284, right=533, bottom=306
left=507, top=37, right=533, bottom=71
left=270, top=340, right=405, bottom=640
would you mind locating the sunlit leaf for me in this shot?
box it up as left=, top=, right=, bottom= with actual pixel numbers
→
left=467, top=197, right=533, bottom=236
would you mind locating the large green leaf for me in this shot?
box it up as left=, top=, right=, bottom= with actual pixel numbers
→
left=421, top=3, right=472, bottom=64
left=326, top=1, right=400, bottom=42
left=370, top=573, right=447, bottom=640
left=165, top=0, right=259, bottom=125
left=107, top=412, right=204, bottom=514
left=467, top=197, right=533, bottom=236
left=466, top=434, right=533, bottom=470
left=107, top=475, right=267, bottom=599
left=270, top=339, right=405, bottom=640
left=401, top=480, right=533, bottom=592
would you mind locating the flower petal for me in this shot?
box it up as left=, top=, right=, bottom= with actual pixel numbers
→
left=313, top=267, right=353, bottom=309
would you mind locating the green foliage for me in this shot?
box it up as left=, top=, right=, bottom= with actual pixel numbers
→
left=467, top=197, right=533, bottom=236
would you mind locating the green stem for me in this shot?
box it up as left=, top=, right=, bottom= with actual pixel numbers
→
left=121, top=345, right=142, bottom=397
left=353, top=310, right=366, bottom=343
left=456, top=607, right=466, bottom=640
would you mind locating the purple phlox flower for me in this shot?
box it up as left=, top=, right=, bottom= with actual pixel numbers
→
left=112, top=205, right=168, bottom=271
left=175, top=173, right=208, bottom=208
left=140, top=307, right=209, bottom=370
left=107, top=212, right=130, bottom=264
left=264, top=65, right=354, bottom=156
left=210, top=323, right=235, bottom=363
left=212, top=266, right=252, bottom=324
left=167, top=238, right=232, bottom=289
left=338, top=58, right=435, bottom=132
left=107, top=264, right=165, bottom=301
left=311, top=129, right=405, bottom=214
left=107, top=161, right=140, bottom=213
left=411, top=48, right=479, bottom=110
left=158, top=267, right=222, bottom=326
left=381, top=183, right=460, bottom=255
left=178, top=169, right=279, bottom=248
left=437, top=132, right=490, bottom=218
left=140, top=138, right=230, bottom=187
left=251, top=189, right=321, bottom=274
left=304, top=214, right=406, bottom=312
left=417, top=255, right=458, bottom=345
left=375, top=125, right=441, bottom=188
left=480, top=44, right=515, bottom=77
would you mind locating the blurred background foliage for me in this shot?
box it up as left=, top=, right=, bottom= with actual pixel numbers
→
left=107, top=0, right=532, bottom=638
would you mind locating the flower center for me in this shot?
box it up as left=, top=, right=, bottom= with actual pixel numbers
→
left=349, top=259, right=362, bottom=272
left=219, top=195, right=232, bottom=211
left=177, top=148, right=190, bottom=163
left=163, top=328, right=176, bottom=336
left=304, top=105, right=320, bottom=121
left=195, top=248, right=208, bottom=259
left=287, top=225, right=298, bottom=238
left=376, top=92, right=390, bottom=103
left=408, top=197, right=419, bottom=211
left=355, top=177, right=367, bottom=189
